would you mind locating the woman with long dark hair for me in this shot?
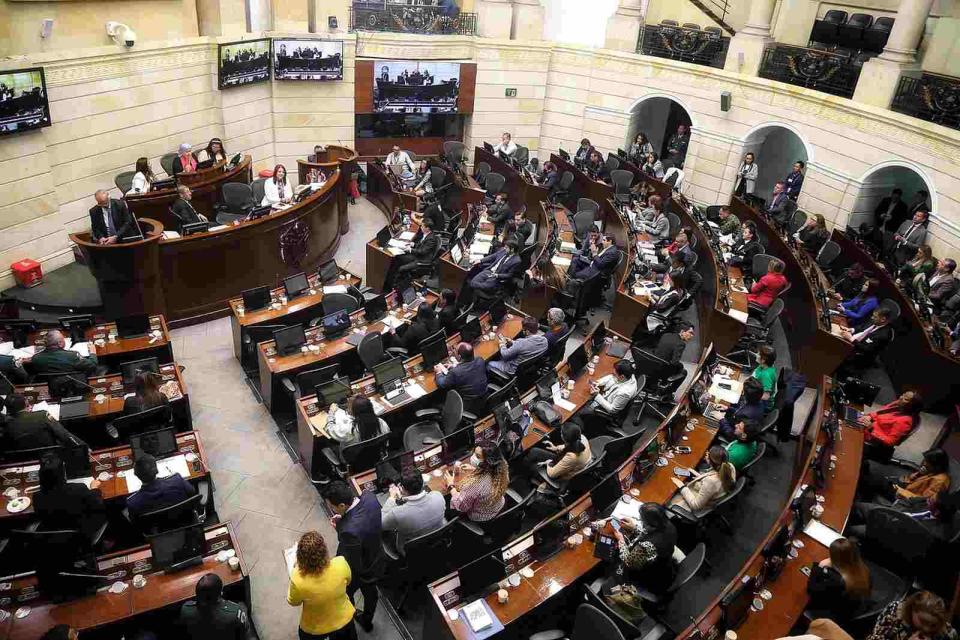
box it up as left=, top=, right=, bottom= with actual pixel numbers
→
left=324, top=395, right=389, bottom=447
left=127, top=157, right=155, bottom=195
left=806, top=537, right=871, bottom=620
left=629, top=132, right=654, bottom=163
left=446, top=442, right=509, bottom=521
left=262, top=164, right=293, bottom=206
left=123, top=371, right=169, bottom=415
left=524, top=422, right=592, bottom=485
left=196, top=137, right=227, bottom=164
left=608, top=503, right=678, bottom=593
left=841, top=278, right=881, bottom=329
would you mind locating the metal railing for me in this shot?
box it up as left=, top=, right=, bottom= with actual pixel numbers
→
left=637, top=24, right=730, bottom=69
left=891, top=72, right=960, bottom=131
left=349, top=6, right=478, bottom=35
left=694, top=0, right=732, bottom=26
left=757, top=44, right=863, bottom=99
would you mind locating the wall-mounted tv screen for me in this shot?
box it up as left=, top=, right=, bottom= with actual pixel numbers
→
left=273, top=39, right=343, bottom=81
left=218, top=39, right=271, bottom=90
left=0, top=67, right=51, bottom=136
left=374, top=60, right=460, bottom=114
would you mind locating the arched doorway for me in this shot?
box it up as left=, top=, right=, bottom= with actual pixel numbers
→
left=850, top=162, right=936, bottom=231
left=626, top=95, right=694, bottom=168
left=740, top=123, right=812, bottom=206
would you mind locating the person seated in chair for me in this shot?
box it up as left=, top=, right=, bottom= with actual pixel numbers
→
left=384, top=217, right=439, bottom=291
left=840, top=278, right=881, bottom=330
left=796, top=214, right=830, bottom=256
left=856, top=391, right=922, bottom=454
left=503, top=208, right=534, bottom=247
left=726, top=223, right=763, bottom=279
left=748, top=258, right=788, bottom=311
left=866, top=591, right=957, bottom=640
left=436, top=343, right=488, bottom=416
left=486, top=193, right=512, bottom=232
left=717, top=205, right=741, bottom=237
left=928, top=258, right=959, bottom=314
left=570, top=360, right=638, bottom=435
left=33, top=452, right=105, bottom=543
left=831, top=263, right=867, bottom=302
left=568, top=233, right=618, bottom=281
left=897, top=245, right=936, bottom=289
left=176, top=572, right=251, bottom=640
left=725, top=419, right=761, bottom=471
left=652, top=322, right=695, bottom=380
left=171, top=186, right=208, bottom=228
left=2, top=394, right=84, bottom=451
left=437, top=288, right=459, bottom=335
left=805, top=537, right=871, bottom=622
left=765, top=181, right=791, bottom=225
left=324, top=396, right=390, bottom=450
left=523, top=422, right=592, bottom=489
left=858, top=448, right=950, bottom=505
left=0, top=354, right=28, bottom=384
left=381, top=470, right=446, bottom=552
left=605, top=503, right=678, bottom=595
left=385, top=303, right=441, bottom=356
left=470, top=240, right=521, bottom=295
left=639, top=195, right=671, bottom=242
left=487, top=316, right=547, bottom=378
left=658, top=229, right=695, bottom=270
left=124, top=371, right=170, bottom=415
left=751, top=345, right=778, bottom=410
left=29, top=330, right=101, bottom=377
left=414, top=202, right=446, bottom=232
left=718, top=377, right=766, bottom=441
left=444, top=442, right=509, bottom=522
left=544, top=307, right=569, bottom=352
left=539, top=162, right=559, bottom=192
left=584, top=150, right=604, bottom=178
left=669, top=445, right=736, bottom=512
left=126, top=453, right=196, bottom=521
left=838, top=307, right=895, bottom=373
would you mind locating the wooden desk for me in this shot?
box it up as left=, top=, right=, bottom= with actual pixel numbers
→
left=298, top=145, right=358, bottom=235
left=124, top=157, right=253, bottom=231
left=228, top=269, right=362, bottom=363
left=257, top=291, right=440, bottom=412
left=27, top=316, right=174, bottom=368
left=367, top=161, right=419, bottom=218
left=550, top=154, right=614, bottom=212
left=0, top=431, right=208, bottom=523
left=2, top=522, right=249, bottom=639
left=474, top=147, right=549, bottom=216
left=832, top=230, right=960, bottom=411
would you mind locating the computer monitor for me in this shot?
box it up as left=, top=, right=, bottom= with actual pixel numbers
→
left=283, top=272, right=310, bottom=298
left=59, top=445, right=91, bottom=480
left=364, top=295, right=388, bottom=322
left=320, top=310, right=351, bottom=338
left=566, top=344, right=588, bottom=379
left=460, top=317, right=482, bottom=344
left=241, top=285, right=271, bottom=311
left=181, top=221, right=210, bottom=236
left=401, top=287, right=418, bottom=306
left=558, top=149, right=571, bottom=161
left=0, top=372, right=14, bottom=396
left=116, top=313, right=151, bottom=339
left=375, top=226, right=392, bottom=248
left=441, top=425, right=476, bottom=463
left=720, top=576, right=757, bottom=632
left=483, top=141, right=495, bottom=153
left=58, top=315, right=94, bottom=344
left=489, top=298, right=507, bottom=324
left=273, top=324, right=307, bottom=356
left=450, top=241, right=463, bottom=264
left=120, top=357, right=160, bottom=385
left=372, top=357, right=406, bottom=392
left=129, top=427, right=178, bottom=462
left=318, top=260, right=340, bottom=285
left=590, top=471, right=623, bottom=514
left=376, top=450, right=415, bottom=490
left=591, top=322, right=607, bottom=353
left=317, top=376, right=351, bottom=406
left=149, top=524, right=206, bottom=573
left=536, top=370, right=558, bottom=401
left=493, top=395, right=524, bottom=433
left=421, top=336, right=449, bottom=370
left=113, top=405, right=172, bottom=441
left=666, top=409, right=686, bottom=448
left=533, top=517, right=566, bottom=561
left=459, top=552, right=506, bottom=598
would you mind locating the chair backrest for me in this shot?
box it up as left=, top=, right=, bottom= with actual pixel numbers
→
left=816, top=240, right=841, bottom=267
left=823, top=9, right=847, bottom=23
left=559, top=171, right=575, bottom=190
left=709, top=475, right=747, bottom=514
left=665, top=212, right=681, bottom=237
left=114, top=405, right=174, bottom=441
left=630, top=346, right=669, bottom=377
left=789, top=210, right=807, bottom=234
left=518, top=242, right=540, bottom=270
left=223, top=182, right=254, bottom=208
left=752, top=253, right=776, bottom=277
left=429, top=166, right=447, bottom=189
left=441, top=390, right=464, bottom=434
left=660, top=19, right=679, bottom=26
left=864, top=506, right=936, bottom=576
left=135, top=492, right=202, bottom=535
left=295, top=363, right=340, bottom=394
left=845, top=13, right=873, bottom=29
left=682, top=22, right=700, bottom=30
left=573, top=210, right=595, bottom=240
left=486, top=379, right=517, bottom=408
left=600, top=431, right=641, bottom=472
left=604, top=155, right=620, bottom=172
left=762, top=298, right=785, bottom=329
left=159, top=153, right=177, bottom=176
left=115, top=171, right=136, bottom=193
left=402, top=517, right=459, bottom=577
left=251, top=178, right=266, bottom=204
left=443, top=141, right=466, bottom=163
left=571, top=603, right=627, bottom=640
left=704, top=26, right=722, bottom=36
left=668, top=542, right=706, bottom=595
left=341, top=433, right=390, bottom=471
left=610, top=169, right=633, bottom=192
left=485, top=172, right=506, bottom=194
left=515, top=145, right=530, bottom=166
left=739, top=441, right=767, bottom=475
left=322, top=292, right=360, bottom=316
left=566, top=451, right=607, bottom=496
left=481, top=494, right=531, bottom=546
left=358, top=332, right=387, bottom=372
left=549, top=325, right=577, bottom=366
left=879, top=298, right=901, bottom=323
left=577, top=198, right=599, bottom=217
left=476, top=162, right=491, bottom=180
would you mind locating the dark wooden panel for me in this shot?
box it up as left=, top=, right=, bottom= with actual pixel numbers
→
left=355, top=60, right=374, bottom=113
left=458, top=62, right=477, bottom=114
left=356, top=136, right=449, bottom=157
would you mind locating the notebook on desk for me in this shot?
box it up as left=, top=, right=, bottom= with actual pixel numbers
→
left=346, top=332, right=365, bottom=347
left=606, top=340, right=629, bottom=359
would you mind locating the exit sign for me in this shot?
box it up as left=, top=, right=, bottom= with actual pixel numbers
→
left=505, top=88, right=517, bottom=97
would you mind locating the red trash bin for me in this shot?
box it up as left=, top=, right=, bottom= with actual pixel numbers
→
left=11, top=258, right=43, bottom=288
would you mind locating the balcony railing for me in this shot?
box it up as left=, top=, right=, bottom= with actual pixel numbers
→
left=891, top=72, right=960, bottom=131
left=349, top=5, right=478, bottom=35
left=637, top=24, right=730, bottom=69
left=758, top=44, right=863, bottom=99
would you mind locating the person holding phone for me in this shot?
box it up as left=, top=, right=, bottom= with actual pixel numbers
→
left=605, top=504, right=678, bottom=595
left=669, top=446, right=736, bottom=512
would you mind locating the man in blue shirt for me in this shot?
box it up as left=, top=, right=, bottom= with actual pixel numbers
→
left=435, top=342, right=487, bottom=414
left=126, top=454, right=196, bottom=520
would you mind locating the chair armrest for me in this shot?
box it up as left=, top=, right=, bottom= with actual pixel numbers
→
left=457, top=519, right=484, bottom=537
left=608, top=427, right=629, bottom=438
left=529, top=631, right=566, bottom=640
left=889, top=458, right=920, bottom=471
left=382, top=534, right=402, bottom=561
left=487, top=368, right=513, bottom=387
left=414, top=408, right=442, bottom=420
left=462, top=411, right=478, bottom=423
left=666, top=503, right=697, bottom=523
left=322, top=447, right=344, bottom=468
left=537, top=466, right=561, bottom=490
left=422, top=437, right=441, bottom=446
left=385, top=347, right=409, bottom=358
left=90, top=520, right=109, bottom=547
left=280, top=377, right=296, bottom=395
left=197, top=479, right=211, bottom=509
left=505, top=488, right=525, bottom=505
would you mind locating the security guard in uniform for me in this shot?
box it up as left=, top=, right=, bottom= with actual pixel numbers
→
left=176, top=573, right=251, bottom=640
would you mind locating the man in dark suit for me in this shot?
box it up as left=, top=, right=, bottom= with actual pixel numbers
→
left=652, top=322, right=694, bottom=380
left=928, top=258, right=958, bottom=313
left=569, top=233, right=618, bottom=281
left=469, top=240, right=521, bottom=293
left=325, top=481, right=386, bottom=632
left=486, top=193, right=512, bottom=232
left=34, top=453, right=105, bottom=544
left=839, top=308, right=896, bottom=374
left=574, top=138, right=595, bottom=167
left=436, top=342, right=488, bottom=415
left=2, top=394, right=85, bottom=451
left=539, top=162, right=559, bottom=192
left=504, top=209, right=534, bottom=247
left=171, top=186, right=207, bottom=229
left=29, top=330, right=101, bottom=377
left=0, top=354, right=28, bottom=384
left=874, top=188, right=908, bottom=232
left=727, top=223, right=763, bottom=278
left=387, top=217, right=440, bottom=291
left=765, top=181, right=792, bottom=225
left=126, top=454, right=196, bottom=520
left=891, top=209, right=929, bottom=265
left=88, top=190, right=133, bottom=245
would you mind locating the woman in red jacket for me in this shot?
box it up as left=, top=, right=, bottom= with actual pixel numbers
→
left=747, top=258, right=788, bottom=309
left=857, top=391, right=922, bottom=448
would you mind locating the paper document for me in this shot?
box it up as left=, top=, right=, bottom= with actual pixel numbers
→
left=474, top=233, right=494, bottom=243
left=370, top=398, right=387, bottom=416
left=470, top=241, right=492, bottom=255
left=308, top=412, right=328, bottom=437
left=398, top=231, right=416, bottom=241
left=386, top=248, right=405, bottom=257
left=728, top=309, right=749, bottom=323
left=67, top=477, right=94, bottom=489
left=10, top=346, right=35, bottom=360
left=551, top=256, right=572, bottom=267
left=284, top=545, right=298, bottom=576
left=162, top=231, right=181, bottom=239
left=122, top=454, right=190, bottom=493
left=831, top=323, right=847, bottom=337
left=709, top=377, right=743, bottom=405
left=208, top=224, right=228, bottom=232
left=0, top=342, right=12, bottom=356
left=388, top=238, right=410, bottom=250
left=611, top=497, right=642, bottom=522
left=804, top=519, right=843, bottom=548
left=381, top=315, right=405, bottom=329
left=707, top=221, right=720, bottom=229
left=322, top=285, right=348, bottom=294
left=69, top=342, right=92, bottom=358
left=32, top=401, right=61, bottom=421
left=552, top=395, right=576, bottom=412
left=560, top=242, right=577, bottom=252
left=462, top=600, right=495, bottom=632
left=405, top=383, right=427, bottom=399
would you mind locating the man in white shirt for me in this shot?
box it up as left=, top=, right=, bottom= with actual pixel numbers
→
left=385, top=145, right=415, bottom=175
left=573, top=359, right=638, bottom=435
left=494, top=132, right=518, bottom=158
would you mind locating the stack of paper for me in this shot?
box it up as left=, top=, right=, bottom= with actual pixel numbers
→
left=552, top=394, right=576, bottom=412
left=284, top=545, right=297, bottom=576
left=69, top=342, right=92, bottom=358
left=729, top=309, right=749, bottom=323
left=388, top=238, right=410, bottom=250
left=162, top=231, right=181, bottom=239
left=560, top=241, right=577, bottom=252
left=551, top=256, right=572, bottom=267
left=322, top=285, right=348, bottom=294
left=398, top=231, right=417, bottom=241
left=470, top=241, right=492, bottom=255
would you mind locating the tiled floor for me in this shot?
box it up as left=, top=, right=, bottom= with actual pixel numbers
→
left=169, top=198, right=400, bottom=640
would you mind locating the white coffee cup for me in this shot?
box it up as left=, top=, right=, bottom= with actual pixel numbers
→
left=229, top=556, right=240, bottom=571
left=132, top=574, right=146, bottom=589
left=497, top=589, right=509, bottom=604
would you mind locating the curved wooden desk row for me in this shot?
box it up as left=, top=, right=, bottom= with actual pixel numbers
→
left=124, top=157, right=253, bottom=232
left=829, top=230, right=960, bottom=411
left=423, top=345, right=724, bottom=640
left=26, top=315, right=174, bottom=366
left=298, top=145, right=359, bottom=235
left=72, top=167, right=346, bottom=325
left=367, top=156, right=485, bottom=223
left=473, top=146, right=549, bottom=217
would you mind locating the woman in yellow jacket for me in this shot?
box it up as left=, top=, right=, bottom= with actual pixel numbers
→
left=287, top=531, right=357, bottom=640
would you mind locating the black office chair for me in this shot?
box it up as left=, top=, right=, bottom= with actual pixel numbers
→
left=727, top=298, right=784, bottom=369
left=280, top=363, right=341, bottom=405
left=487, top=349, right=548, bottom=390
left=515, top=145, right=530, bottom=166
left=536, top=451, right=606, bottom=504
left=839, top=12, right=873, bottom=49
left=241, top=323, right=288, bottom=372
left=548, top=325, right=577, bottom=367
left=251, top=178, right=267, bottom=205
left=384, top=329, right=446, bottom=361
left=113, top=405, right=174, bottom=442
left=322, top=433, right=390, bottom=481
left=2, top=445, right=61, bottom=464
left=403, top=390, right=466, bottom=451
left=738, top=441, right=767, bottom=485
left=589, top=426, right=645, bottom=473
left=879, top=298, right=901, bottom=323
left=475, top=162, right=491, bottom=187
left=577, top=198, right=600, bottom=218
left=630, top=347, right=686, bottom=425
left=115, top=171, right=136, bottom=194
left=216, top=183, right=256, bottom=224
left=816, top=240, right=842, bottom=272
left=603, top=155, right=620, bottom=175
left=810, top=10, right=847, bottom=47
left=667, top=476, right=748, bottom=539
left=456, top=489, right=535, bottom=549
left=443, top=141, right=466, bottom=166
left=531, top=603, right=628, bottom=640
left=484, top=379, right=517, bottom=413
left=159, top=153, right=177, bottom=176
left=132, top=492, right=206, bottom=536
left=572, top=210, right=596, bottom=248
left=320, top=292, right=359, bottom=316
left=382, top=517, right=461, bottom=613
left=862, top=506, right=937, bottom=583
left=552, top=171, right=575, bottom=205
left=631, top=542, right=706, bottom=611
left=484, top=172, right=506, bottom=198
left=789, top=209, right=808, bottom=234
left=864, top=16, right=894, bottom=53
left=357, top=332, right=389, bottom=372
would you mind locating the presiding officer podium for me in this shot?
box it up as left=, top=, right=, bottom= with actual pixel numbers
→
left=71, top=218, right=166, bottom=319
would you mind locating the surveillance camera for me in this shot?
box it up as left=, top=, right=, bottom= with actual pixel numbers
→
left=105, top=21, right=136, bottom=47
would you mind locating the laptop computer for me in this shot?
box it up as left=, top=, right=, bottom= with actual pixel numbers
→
left=241, top=286, right=271, bottom=311
left=376, top=227, right=392, bottom=249
left=59, top=398, right=91, bottom=421
left=606, top=339, right=629, bottom=359
left=841, top=406, right=862, bottom=424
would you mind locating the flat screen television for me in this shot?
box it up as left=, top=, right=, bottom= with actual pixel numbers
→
left=373, top=61, right=460, bottom=114
left=218, top=39, right=271, bottom=90
left=272, top=38, right=343, bottom=81
left=0, top=67, right=52, bottom=136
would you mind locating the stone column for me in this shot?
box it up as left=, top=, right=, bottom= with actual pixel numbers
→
left=196, top=0, right=248, bottom=36
left=511, top=0, right=544, bottom=40
left=604, top=0, right=643, bottom=53
left=477, top=0, right=513, bottom=39
left=772, top=0, right=819, bottom=46
left=853, top=0, right=934, bottom=107
left=272, top=0, right=309, bottom=31
left=724, top=0, right=777, bottom=76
